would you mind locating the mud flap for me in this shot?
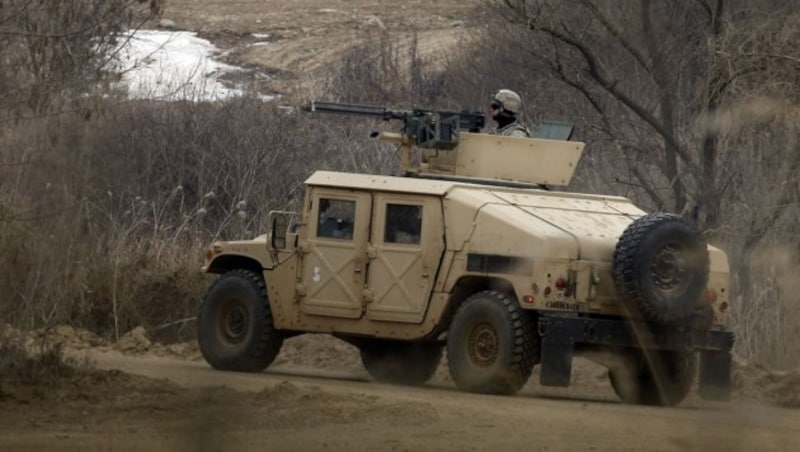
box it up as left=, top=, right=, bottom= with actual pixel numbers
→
left=699, top=349, right=732, bottom=401
left=540, top=341, right=574, bottom=387
left=539, top=315, right=573, bottom=387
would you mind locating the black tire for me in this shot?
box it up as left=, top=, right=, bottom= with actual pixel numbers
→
left=613, top=213, right=709, bottom=323
left=197, top=269, right=283, bottom=372
left=609, top=350, right=696, bottom=406
left=360, top=340, right=443, bottom=386
left=446, top=291, right=537, bottom=395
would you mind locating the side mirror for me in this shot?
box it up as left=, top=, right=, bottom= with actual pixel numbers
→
left=271, top=213, right=289, bottom=249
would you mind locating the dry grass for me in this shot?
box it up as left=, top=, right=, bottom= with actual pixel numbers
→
left=0, top=336, right=75, bottom=386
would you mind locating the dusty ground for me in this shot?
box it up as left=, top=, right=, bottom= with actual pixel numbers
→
left=1, top=326, right=800, bottom=451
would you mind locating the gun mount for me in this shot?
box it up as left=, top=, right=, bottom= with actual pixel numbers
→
left=306, top=100, right=585, bottom=188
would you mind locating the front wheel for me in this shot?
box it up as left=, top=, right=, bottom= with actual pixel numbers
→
left=447, top=291, right=537, bottom=395
left=197, top=269, right=283, bottom=372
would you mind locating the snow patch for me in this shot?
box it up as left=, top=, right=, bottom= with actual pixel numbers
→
left=111, top=30, right=269, bottom=102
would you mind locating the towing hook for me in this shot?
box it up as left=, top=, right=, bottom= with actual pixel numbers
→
left=585, top=322, right=598, bottom=343
left=537, top=319, right=548, bottom=337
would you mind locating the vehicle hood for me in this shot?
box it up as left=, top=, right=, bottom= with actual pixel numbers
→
left=444, top=187, right=645, bottom=261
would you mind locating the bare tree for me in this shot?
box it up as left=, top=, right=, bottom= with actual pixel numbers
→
left=490, top=1, right=799, bottom=233
left=0, top=0, right=159, bottom=121
left=479, top=0, right=800, bottom=367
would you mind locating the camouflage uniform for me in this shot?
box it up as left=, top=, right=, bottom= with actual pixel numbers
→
left=497, top=122, right=531, bottom=138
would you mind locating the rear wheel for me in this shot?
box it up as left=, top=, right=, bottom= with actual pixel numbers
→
left=609, top=350, right=696, bottom=406
left=447, top=291, right=537, bottom=395
left=360, top=340, right=443, bottom=386
left=197, top=269, right=283, bottom=372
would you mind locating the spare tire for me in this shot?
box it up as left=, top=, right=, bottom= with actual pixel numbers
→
left=613, top=213, right=709, bottom=323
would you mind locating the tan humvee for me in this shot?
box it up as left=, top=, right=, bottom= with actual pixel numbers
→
left=197, top=105, right=733, bottom=406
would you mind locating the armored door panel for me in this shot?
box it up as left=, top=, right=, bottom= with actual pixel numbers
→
left=301, top=191, right=371, bottom=318
left=366, top=195, right=444, bottom=323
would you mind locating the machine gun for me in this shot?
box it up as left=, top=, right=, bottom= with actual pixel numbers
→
left=306, top=101, right=486, bottom=150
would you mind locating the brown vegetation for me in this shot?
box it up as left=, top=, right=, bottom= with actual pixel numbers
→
left=0, top=0, right=798, bottom=374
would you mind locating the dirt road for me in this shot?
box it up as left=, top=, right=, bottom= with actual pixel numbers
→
left=159, top=0, right=480, bottom=94
left=2, top=344, right=797, bottom=452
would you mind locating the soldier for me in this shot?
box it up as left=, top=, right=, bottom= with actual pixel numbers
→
left=489, top=89, right=531, bottom=138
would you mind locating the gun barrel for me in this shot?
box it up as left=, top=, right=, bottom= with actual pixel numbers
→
left=307, top=101, right=408, bottom=120
left=305, top=100, right=485, bottom=132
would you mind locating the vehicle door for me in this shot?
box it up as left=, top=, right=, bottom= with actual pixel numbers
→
left=366, top=194, right=445, bottom=323
left=300, top=190, right=371, bottom=319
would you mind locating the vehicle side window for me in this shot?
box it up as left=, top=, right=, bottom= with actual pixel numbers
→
left=384, top=204, right=422, bottom=245
left=317, top=198, right=356, bottom=240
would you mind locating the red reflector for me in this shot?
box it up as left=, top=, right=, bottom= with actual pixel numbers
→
left=523, top=295, right=535, bottom=304
left=555, top=277, right=567, bottom=289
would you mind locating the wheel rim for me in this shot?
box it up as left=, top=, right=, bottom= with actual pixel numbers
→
left=467, top=322, right=498, bottom=368
left=650, top=243, right=690, bottom=295
left=218, top=298, right=249, bottom=345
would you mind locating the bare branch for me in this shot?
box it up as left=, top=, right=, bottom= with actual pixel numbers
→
left=577, top=0, right=654, bottom=79
left=532, top=21, right=699, bottom=175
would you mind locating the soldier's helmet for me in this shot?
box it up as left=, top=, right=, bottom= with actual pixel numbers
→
left=492, top=89, right=522, bottom=115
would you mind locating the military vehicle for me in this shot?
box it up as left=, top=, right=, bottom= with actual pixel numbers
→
left=197, top=101, right=734, bottom=406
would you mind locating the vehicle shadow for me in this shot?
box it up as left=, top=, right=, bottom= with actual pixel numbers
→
left=263, top=365, right=723, bottom=411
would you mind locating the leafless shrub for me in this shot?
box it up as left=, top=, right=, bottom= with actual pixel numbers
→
left=730, top=246, right=800, bottom=367
left=316, top=31, right=456, bottom=108
left=0, top=336, right=75, bottom=384
left=0, top=86, right=407, bottom=340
